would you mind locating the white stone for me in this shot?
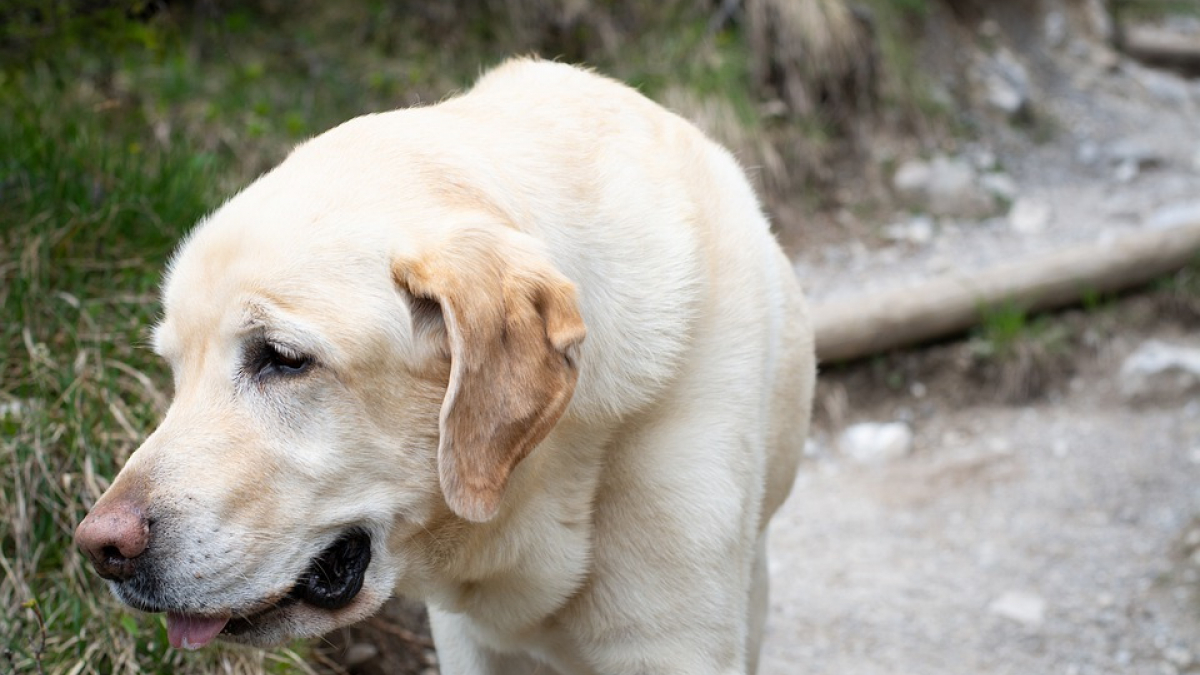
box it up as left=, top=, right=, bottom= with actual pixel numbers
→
left=883, top=215, right=936, bottom=245
left=839, top=422, right=914, bottom=464
left=1108, top=137, right=1166, bottom=169
left=1120, top=340, right=1200, bottom=402
left=981, top=172, right=1019, bottom=203
left=893, top=159, right=932, bottom=202
left=978, top=49, right=1031, bottom=117
left=988, top=590, right=1047, bottom=627
left=927, top=156, right=995, bottom=219
left=344, top=643, right=378, bottom=666
left=970, top=147, right=998, bottom=171
left=1115, top=158, right=1139, bottom=184
left=1148, top=200, right=1200, bottom=230
left=1009, top=198, right=1053, bottom=234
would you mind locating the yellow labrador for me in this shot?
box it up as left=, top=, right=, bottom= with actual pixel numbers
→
left=75, top=59, right=815, bottom=674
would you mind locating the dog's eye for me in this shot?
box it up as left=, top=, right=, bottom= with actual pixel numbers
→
left=253, top=341, right=313, bottom=379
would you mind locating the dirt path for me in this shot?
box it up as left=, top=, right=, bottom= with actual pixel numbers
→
left=762, top=334, right=1200, bottom=675
left=763, top=28, right=1200, bottom=675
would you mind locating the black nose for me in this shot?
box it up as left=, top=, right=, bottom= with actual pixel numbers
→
left=74, top=499, right=150, bottom=581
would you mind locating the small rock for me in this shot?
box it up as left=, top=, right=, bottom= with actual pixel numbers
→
left=883, top=215, right=935, bottom=246
left=894, top=155, right=999, bottom=219
left=893, top=159, right=932, bottom=203
left=1008, top=198, right=1053, bottom=234
left=969, top=147, right=998, bottom=172
left=1120, top=340, right=1200, bottom=403
left=980, top=172, right=1019, bottom=203
left=1108, top=137, right=1167, bottom=170
left=839, top=422, right=914, bottom=464
left=989, top=590, right=1047, bottom=627
left=1164, top=646, right=1194, bottom=668
left=977, top=49, right=1032, bottom=117
left=1115, top=158, right=1140, bottom=183
left=927, top=156, right=996, bottom=219
left=344, top=642, right=378, bottom=666
left=1148, top=200, right=1200, bottom=230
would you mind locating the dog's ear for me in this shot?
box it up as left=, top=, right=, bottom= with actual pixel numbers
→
left=393, top=229, right=586, bottom=522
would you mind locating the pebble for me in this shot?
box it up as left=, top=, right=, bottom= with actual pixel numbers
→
left=1119, top=340, right=1200, bottom=403
left=892, top=155, right=998, bottom=219
left=988, top=590, right=1047, bottom=627
left=977, top=48, right=1031, bottom=117
left=839, top=422, right=914, bottom=464
left=884, top=215, right=936, bottom=245
left=344, top=642, right=378, bottom=665
left=980, top=172, right=1019, bottom=203
left=1147, top=200, right=1200, bottom=230
left=1164, top=646, right=1194, bottom=668
left=1009, top=198, right=1053, bottom=234
left=927, top=156, right=996, bottom=219
left=1044, top=10, right=1067, bottom=47
left=893, top=159, right=932, bottom=203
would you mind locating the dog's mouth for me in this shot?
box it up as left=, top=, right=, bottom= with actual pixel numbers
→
left=165, top=528, right=372, bottom=650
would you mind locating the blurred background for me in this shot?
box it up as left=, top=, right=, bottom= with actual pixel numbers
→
left=2, top=1, right=1199, bottom=673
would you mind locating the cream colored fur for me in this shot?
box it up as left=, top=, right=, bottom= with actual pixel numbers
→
left=88, top=59, right=816, bottom=674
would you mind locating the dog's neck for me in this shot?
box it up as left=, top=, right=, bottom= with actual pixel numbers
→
left=400, top=414, right=611, bottom=637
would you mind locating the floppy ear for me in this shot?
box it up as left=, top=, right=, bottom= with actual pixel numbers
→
left=393, top=229, right=586, bottom=522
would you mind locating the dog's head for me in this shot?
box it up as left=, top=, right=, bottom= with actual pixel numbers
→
left=73, top=129, right=585, bottom=648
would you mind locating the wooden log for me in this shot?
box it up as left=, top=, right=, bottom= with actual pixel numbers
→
left=812, top=220, right=1200, bottom=363
left=1122, top=26, right=1200, bottom=76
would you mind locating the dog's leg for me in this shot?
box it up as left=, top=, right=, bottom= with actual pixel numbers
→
left=428, top=608, right=550, bottom=675
left=560, top=407, right=769, bottom=674
left=746, top=532, right=770, bottom=674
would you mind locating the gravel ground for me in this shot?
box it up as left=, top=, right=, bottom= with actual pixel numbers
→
left=763, top=30, right=1200, bottom=675
left=763, top=336, right=1200, bottom=675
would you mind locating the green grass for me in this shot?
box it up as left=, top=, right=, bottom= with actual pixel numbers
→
left=0, top=47, right=325, bottom=675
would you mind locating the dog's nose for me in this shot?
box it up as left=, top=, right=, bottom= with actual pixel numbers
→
left=74, top=499, right=150, bottom=581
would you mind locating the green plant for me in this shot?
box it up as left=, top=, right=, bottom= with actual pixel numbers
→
left=0, top=25, right=320, bottom=675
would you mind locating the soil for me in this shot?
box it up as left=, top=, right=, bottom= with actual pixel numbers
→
left=761, top=14, right=1200, bottom=673
left=763, top=300, right=1200, bottom=675
left=321, top=11, right=1200, bottom=675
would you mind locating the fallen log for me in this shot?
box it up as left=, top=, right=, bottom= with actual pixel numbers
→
left=812, top=220, right=1200, bottom=363
left=1122, top=26, right=1200, bottom=77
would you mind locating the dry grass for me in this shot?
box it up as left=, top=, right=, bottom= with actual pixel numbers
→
left=745, top=0, right=878, bottom=121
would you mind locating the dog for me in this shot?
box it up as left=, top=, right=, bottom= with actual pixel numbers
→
left=75, top=58, right=815, bottom=674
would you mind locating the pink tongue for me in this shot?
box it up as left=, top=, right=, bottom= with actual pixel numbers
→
left=166, top=612, right=229, bottom=650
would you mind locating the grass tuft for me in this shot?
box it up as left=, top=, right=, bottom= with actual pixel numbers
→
left=0, top=38, right=319, bottom=675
